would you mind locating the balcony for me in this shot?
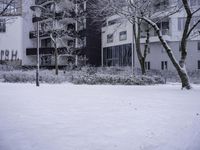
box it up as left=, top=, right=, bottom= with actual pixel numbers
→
left=26, top=47, right=68, bottom=56
left=29, top=30, right=51, bottom=39
left=26, top=47, right=86, bottom=56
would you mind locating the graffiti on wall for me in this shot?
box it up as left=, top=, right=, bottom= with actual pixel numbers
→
left=0, top=50, right=19, bottom=61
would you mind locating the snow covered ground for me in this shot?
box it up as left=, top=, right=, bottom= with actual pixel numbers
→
left=0, top=83, right=200, bottom=150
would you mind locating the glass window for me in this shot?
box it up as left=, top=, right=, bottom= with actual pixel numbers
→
left=108, top=19, right=119, bottom=26
left=0, top=19, right=6, bottom=32
left=103, top=44, right=132, bottom=66
left=198, top=41, right=200, bottom=50
left=41, top=55, right=51, bottom=66
left=41, top=38, right=51, bottom=48
left=161, top=61, right=168, bottom=70
left=119, top=31, right=127, bottom=41
left=145, top=61, right=150, bottom=70
left=178, top=18, right=186, bottom=31
left=107, top=34, right=113, bottom=43
left=198, top=60, right=200, bottom=69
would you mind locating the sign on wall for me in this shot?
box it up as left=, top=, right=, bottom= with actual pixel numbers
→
left=0, top=50, right=19, bottom=61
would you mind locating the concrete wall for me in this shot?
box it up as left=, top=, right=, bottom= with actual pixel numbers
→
left=0, top=16, right=23, bottom=64
left=22, top=0, right=36, bottom=66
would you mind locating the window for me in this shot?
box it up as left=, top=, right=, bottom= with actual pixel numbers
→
left=0, top=19, right=6, bottom=32
left=178, top=18, right=186, bottom=31
left=107, top=34, right=113, bottom=43
left=161, top=61, right=168, bottom=70
left=108, top=19, right=119, bottom=26
left=155, top=20, right=169, bottom=35
left=198, top=41, right=200, bottom=51
left=67, top=40, right=74, bottom=47
left=67, top=23, right=75, bottom=31
left=198, top=60, right=200, bottom=69
left=41, top=38, right=51, bottom=48
left=153, top=0, right=169, bottom=12
left=119, top=31, right=127, bottom=41
left=41, top=55, right=51, bottom=66
left=103, top=44, right=132, bottom=66
left=145, top=61, right=150, bottom=70
left=147, top=47, right=150, bottom=54
left=178, top=16, right=200, bottom=31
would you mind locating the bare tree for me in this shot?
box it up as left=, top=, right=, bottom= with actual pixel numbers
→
left=140, top=0, right=200, bottom=89
left=89, top=0, right=200, bottom=89
left=37, top=0, right=87, bottom=74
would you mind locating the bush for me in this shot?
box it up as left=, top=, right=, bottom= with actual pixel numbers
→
left=3, top=71, right=35, bottom=83
left=0, top=66, right=165, bottom=85
left=70, top=73, right=164, bottom=85
left=2, top=70, right=68, bottom=84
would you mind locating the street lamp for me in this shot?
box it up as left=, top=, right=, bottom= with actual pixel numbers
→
left=32, top=1, right=59, bottom=75
left=30, top=5, right=45, bottom=87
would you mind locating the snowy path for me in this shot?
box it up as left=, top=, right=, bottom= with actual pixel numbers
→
left=0, top=83, right=200, bottom=150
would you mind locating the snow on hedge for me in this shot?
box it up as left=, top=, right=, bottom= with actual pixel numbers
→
left=0, top=83, right=200, bottom=150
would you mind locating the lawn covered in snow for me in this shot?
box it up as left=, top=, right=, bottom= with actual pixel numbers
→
left=0, top=83, right=200, bottom=150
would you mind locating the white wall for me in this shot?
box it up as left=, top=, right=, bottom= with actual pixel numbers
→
left=22, top=0, right=36, bottom=66
left=102, top=12, right=200, bottom=71
left=102, top=15, right=133, bottom=48
left=0, top=16, right=23, bottom=63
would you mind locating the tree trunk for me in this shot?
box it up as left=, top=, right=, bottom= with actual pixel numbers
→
left=176, top=67, right=191, bottom=89
left=133, top=19, right=146, bottom=75
left=55, top=42, right=58, bottom=75
left=142, top=17, right=191, bottom=89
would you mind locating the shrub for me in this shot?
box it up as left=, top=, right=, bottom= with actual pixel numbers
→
left=2, top=70, right=68, bottom=84
left=71, top=73, right=164, bottom=85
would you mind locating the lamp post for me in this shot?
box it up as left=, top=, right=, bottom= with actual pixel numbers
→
left=30, top=5, right=44, bottom=87
left=32, top=1, right=58, bottom=75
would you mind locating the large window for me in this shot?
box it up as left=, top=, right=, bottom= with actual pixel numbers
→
left=103, top=44, right=132, bottom=66
left=119, top=31, right=127, bottom=41
left=0, top=0, right=22, bottom=16
left=198, top=60, right=200, bottom=69
left=0, top=19, right=6, bottom=32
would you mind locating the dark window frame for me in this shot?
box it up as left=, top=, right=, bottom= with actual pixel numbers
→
left=119, top=31, right=127, bottom=41
left=0, top=19, right=6, bottom=33
left=198, top=60, right=200, bottom=69
left=161, top=61, right=168, bottom=70
left=107, top=34, right=113, bottom=43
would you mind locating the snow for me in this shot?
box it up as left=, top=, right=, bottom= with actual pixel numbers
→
left=0, top=83, right=200, bottom=150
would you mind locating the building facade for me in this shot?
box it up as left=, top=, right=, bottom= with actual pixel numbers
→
left=1, top=0, right=200, bottom=71
left=0, top=0, right=101, bottom=67
left=102, top=0, right=200, bottom=71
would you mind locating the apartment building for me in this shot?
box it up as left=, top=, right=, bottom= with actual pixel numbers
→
left=0, top=0, right=101, bottom=67
left=102, top=0, right=200, bottom=71
left=0, top=0, right=25, bottom=66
